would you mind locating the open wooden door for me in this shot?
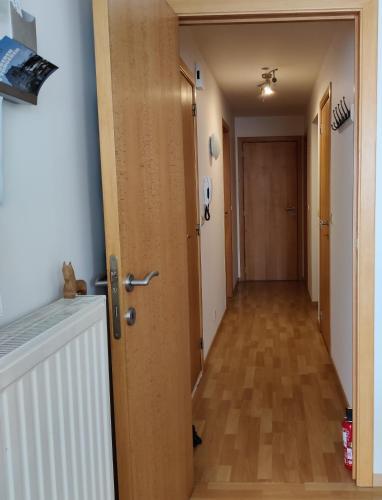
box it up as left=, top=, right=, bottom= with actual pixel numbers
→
left=92, top=1, right=193, bottom=499
left=319, top=87, right=331, bottom=351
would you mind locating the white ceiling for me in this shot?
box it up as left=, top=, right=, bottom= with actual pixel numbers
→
left=181, top=21, right=353, bottom=116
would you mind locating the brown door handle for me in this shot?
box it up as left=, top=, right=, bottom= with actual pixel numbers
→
left=285, top=207, right=297, bottom=213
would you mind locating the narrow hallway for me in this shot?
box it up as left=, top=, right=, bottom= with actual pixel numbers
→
left=193, top=282, right=352, bottom=485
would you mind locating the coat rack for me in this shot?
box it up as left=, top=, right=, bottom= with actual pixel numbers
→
left=331, top=97, right=351, bottom=131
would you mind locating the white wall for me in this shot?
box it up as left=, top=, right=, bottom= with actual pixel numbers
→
left=306, top=22, right=355, bottom=405
left=180, top=27, right=237, bottom=356
left=235, top=115, right=305, bottom=277
left=235, top=115, right=305, bottom=138
left=374, top=0, right=382, bottom=477
left=0, top=0, right=105, bottom=326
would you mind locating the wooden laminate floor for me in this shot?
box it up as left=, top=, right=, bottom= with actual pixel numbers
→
left=192, top=282, right=354, bottom=487
left=191, top=482, right=382, bottom=499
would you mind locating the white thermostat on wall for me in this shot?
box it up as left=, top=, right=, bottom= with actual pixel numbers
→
left=195, top=63, right=204, bottom=90
left=209, top=134, right=221, bottom=160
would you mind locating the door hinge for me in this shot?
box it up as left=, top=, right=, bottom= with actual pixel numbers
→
left=200, top=338, right=204, bottom=350
left=192, top=103, right=197, bottom=116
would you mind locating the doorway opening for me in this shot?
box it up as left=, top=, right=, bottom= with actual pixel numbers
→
left=92, top=0, right=377, bottom=496
left=179, top=16, right=358, bottom=491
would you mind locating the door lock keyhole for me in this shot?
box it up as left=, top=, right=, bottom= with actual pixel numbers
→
left=125, top=307, right=137, bottom=326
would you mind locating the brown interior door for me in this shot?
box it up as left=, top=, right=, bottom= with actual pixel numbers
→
left=243, top=140, right=298, bottom=281
left=223, top=123, right=234, bottom=298
left=92, top=1, right=193, bottom=499
left=180, top=68, right=203, bottom=391
left=319, top=90, right=331, bottom=351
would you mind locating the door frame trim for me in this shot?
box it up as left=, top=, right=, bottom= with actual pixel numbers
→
left=174, top=2, right=376, bottom=487
left=92, top=0, right=130, bottom=495
left=180, top=58, right=195, bottom=86
left=318, top=85, right=332, bottom=351
left=180, top=59, right=205, bottom=377
left=238, top=136, right=304, bottom=281
left=178, top=13, right=359, bottom=25
left=222, top=119, right=234, bottom=298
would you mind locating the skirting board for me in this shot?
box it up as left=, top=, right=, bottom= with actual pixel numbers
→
left=374, top=474, right=382, bottom=487
left=331, top=353, right=350, bottom=408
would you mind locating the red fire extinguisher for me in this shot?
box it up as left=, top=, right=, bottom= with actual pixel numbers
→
left=342, top=408, right=353, bottom=471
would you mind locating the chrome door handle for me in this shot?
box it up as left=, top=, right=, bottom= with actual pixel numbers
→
left=320, top=219, right=329, bottom=226
left=95, top=276, right=108, bottom=287
left=124, top=271, right=159, bottom=292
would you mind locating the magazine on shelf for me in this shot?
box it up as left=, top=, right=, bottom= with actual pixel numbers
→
left=0, top=36, right=57, bottom=103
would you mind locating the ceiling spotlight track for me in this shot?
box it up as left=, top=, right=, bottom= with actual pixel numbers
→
left=258, top=67, right=278, bottom=98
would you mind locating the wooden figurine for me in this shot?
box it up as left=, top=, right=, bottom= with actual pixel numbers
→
left=62, top=262, right=87, bottom=299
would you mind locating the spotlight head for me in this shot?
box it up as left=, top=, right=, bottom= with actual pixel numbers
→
left=258, top=68, right=278, bottom=99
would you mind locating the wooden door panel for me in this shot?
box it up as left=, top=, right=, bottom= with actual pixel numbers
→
left=243, top=141, right=298, bottom=281
left=319, top=92, right=331, bottom=351
left=180, top=71, right=203, bottom=391
left=93, top=0, right=193, bottom=499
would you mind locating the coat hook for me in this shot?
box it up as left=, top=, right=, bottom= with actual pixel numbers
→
left=333, top=107, right=339, bottom=127
left=340, top=99, right=349, bottom=120
left=332, top=110, right=338, bottom=130
left=331, top=96, right=352, bottom=131
left=337, top=103, right=345, bottom=121
left=343, top=96, right=350, bottom=115
left=339, top=99, right=347, bottom=119
left=334, top=106, right=341, bottom=127
left=337, top=105, right=344, bottom=124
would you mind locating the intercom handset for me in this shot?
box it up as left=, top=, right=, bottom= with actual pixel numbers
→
left=203, top=176, right=213, bottom=221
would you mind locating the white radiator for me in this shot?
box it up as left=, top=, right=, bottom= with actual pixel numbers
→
left=0, top=296, right=115, bottom=500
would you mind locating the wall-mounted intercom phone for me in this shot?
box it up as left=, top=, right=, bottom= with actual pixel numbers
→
left=195, top=63, right=204, bottom=90
left=203, top=176, right=213, bottom=221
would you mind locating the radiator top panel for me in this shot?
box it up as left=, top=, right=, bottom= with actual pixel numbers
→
left=0, top=296, right=105, bottom=361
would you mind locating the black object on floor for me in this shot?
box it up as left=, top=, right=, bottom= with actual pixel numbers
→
left=193, top=425, right=202, bottom=448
